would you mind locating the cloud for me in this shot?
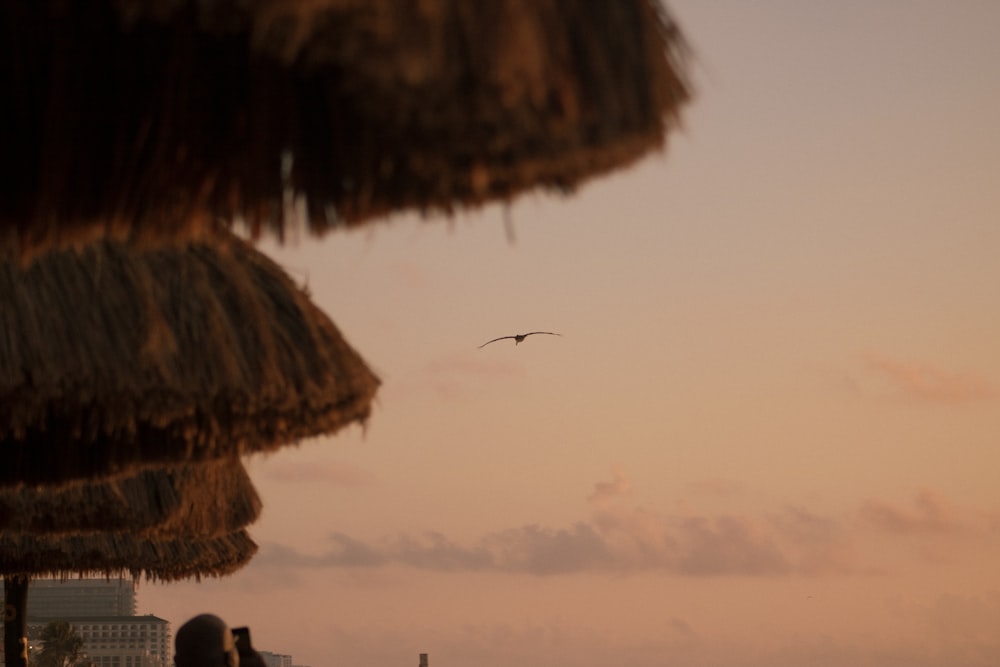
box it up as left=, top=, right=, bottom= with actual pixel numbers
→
left=393, top=531, right=496, bottom=571
left=768, top=506, right=862, bottom=575
left=253, top=472, right=997, bottom=580
left=257, top=524, right=614, bottom=575
left=255, top=470, right=810, bottom=577
left=671, top=515, right=791, bottom=576
left=255, top=534, right=387, bottom=569
left=263, top=460, right=376, bottom=486
left=587, top=465, right=630, bottom=504
left=486, top=523, right=619, bottom=574
left=860, top=489, right=962, bottom=534
left=323, top=512, right=792, bottom=576
left=862, top=353, right=996, bottom=403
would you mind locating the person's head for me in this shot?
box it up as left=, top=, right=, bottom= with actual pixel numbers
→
left=174, top=614, right=239, bottom=667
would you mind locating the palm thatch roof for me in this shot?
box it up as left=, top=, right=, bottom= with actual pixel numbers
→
left=0, top=231, right=379, bottom=487
left=0, top=0, right=690, bottom=259
left=0, top=530, right=257, bottom=581
left=0, top=458, right=261, bottom=536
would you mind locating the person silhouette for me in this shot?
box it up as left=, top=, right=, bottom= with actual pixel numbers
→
left=174, top=614, right=240, bottom=667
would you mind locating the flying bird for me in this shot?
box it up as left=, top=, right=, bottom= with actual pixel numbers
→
left=478, top=332, right=562, bottom=348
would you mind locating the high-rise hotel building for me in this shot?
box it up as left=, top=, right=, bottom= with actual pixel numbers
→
left=27, top=579, right=171, bottom=667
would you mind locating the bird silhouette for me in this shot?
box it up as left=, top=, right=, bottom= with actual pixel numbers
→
left=478, top=332, right=562, bottom=348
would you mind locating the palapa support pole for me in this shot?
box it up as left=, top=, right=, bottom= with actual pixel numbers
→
left=3, top=575, right=29, bottom=667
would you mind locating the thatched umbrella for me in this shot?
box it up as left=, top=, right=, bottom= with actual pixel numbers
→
left=0, top=230, right=379, bottom=487
left=0, top=458, right=261, bottom=536
left=0, top=0, right=690, bottom=259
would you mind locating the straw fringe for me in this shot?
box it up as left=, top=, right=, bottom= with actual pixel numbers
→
left=0, top=458, right=261, bottom=537
left=0, top=0, right=689, bottom=259
left=0, top=530, right=257, bottom=581
left=0, top=232, right=379, bottom=486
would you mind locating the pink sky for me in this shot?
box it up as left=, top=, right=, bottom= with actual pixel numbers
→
left=139, top=2, right=1000, bottom=666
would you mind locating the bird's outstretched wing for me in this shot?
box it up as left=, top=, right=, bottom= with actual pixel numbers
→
left=478, top=332, right=562, bottom=348
left=478, top=336, right=516, bottom=348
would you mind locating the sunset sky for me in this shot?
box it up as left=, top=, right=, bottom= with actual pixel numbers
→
left=139, top=2, right=1000, bottom=666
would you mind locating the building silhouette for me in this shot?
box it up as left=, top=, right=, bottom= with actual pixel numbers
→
left=27, top=579, right=170, bottom=667
left=258, top=651, right=293, bottom=667
left=29, top=579, right=137, bottom=618
left=57, top=616, right=170, bottom=667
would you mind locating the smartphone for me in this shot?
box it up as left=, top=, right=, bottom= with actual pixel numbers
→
left=231, top=626, right=252, bottom=651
